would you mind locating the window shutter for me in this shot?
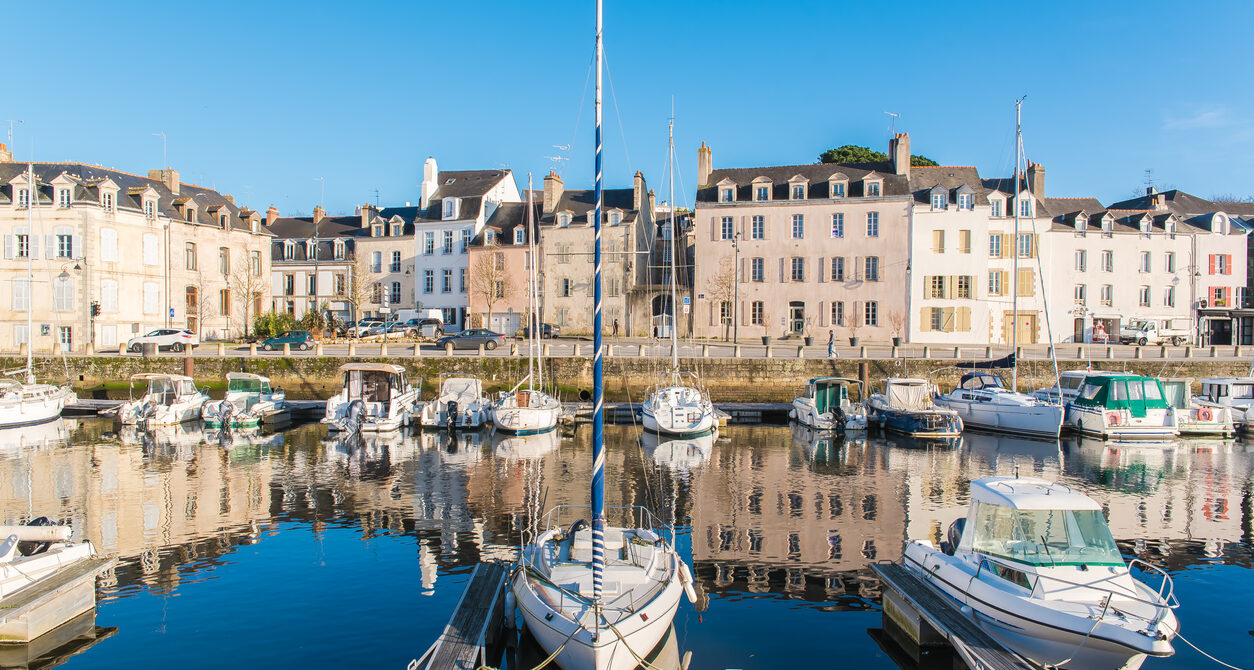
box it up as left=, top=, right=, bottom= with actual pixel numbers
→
left=779, top=257, right=786, bottom=283
left=1031, top=234, right=1039, bottom=258
left=710, top=217, right=718, bottom=242
left=1002, top=233, right=1012, bottom=259
left=854, top=256, right=862, bottom=281
left=708, top=303, right=716, bottom=327
left=957, top=306, right=971, bottom=331
left=45, top=235, right=55, bottom=259
left=1209, top=254, right=1216, bottom=274
left=2, top=235, right=11, bottom=260
left=852, top=301, right=860, bottom=326
left=741, top=301, right=749, bottom=326
left=1226, top=254, right=1233, bottom=275
left=819, top=301, right=828, bottom=326
left=943, top=307, right=955, bottom=332
left=740, top=215, right=747, bottom=238
left=71, top=234, right=82, bottom=259
left=919, top=308, right=931, bottom=332
left=946, top=276, right=956, bottom=299
left=739, top=257, right=746, bottom=283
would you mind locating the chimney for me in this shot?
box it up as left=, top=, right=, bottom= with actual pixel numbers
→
left=420, top=157, right=438, bottom=209
left=647, top=189, right=656, bottom=217
left=889, top=132, right=910, bottom=177
left=0, top=144, right=11, bottom=162
left=543, top=171, right=564, bottom=214
left=313, top=205, right=326, bottom=224
left=1026, top=161, right=1044, bottom=197
left=360, top=204, right=377, bottom=228
left=148, top=168, right=180, bottom=195
left=266, top=206, right=280, bottom=225
left=1150, top=188, right=1167, bottom=211
left=633, top=171, right=645, bottom=211
left=223, top=194, right=235, bottom=205
left=697, top=142, right=712, bottom=187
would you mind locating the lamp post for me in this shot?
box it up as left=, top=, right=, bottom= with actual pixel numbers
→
left=731, top=231, right=740, bottom=343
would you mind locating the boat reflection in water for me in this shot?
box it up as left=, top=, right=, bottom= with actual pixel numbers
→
left=961, top=430, right=1063, bottom=474
left=639, top=428, right=717, bottom=470
left=114, top=421, right=207, bottom=458
left=0, top=417, right=76, bottom=451
left=204, top=425, right=284, bottom=451
left=491, top=429, right=559, bottom=461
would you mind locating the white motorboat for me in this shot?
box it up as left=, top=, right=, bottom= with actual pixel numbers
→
left=903, top=477, right=1178, bottom=670
left=115, top=374, right=207, bottom=426
left=639, top=428, right=715, bottom=469
left=1161, top=378, right=1234, bottom=437
left=790, top=376, right=868, bottom=432
left=322, top=363, right=420, bottom=433
left=0, top=518, right=108, bottom=642
left=1062, top=374, right=1178, bottom=440
left=934, top=371, right=1062, bottom=438
left=512, top=12, right=692, bottom=666
left=419, top=373, right=489, bottom=430
left=1197, top=377, right=1254, bottom=433
left=642, top=372, right=716, bottom=438
left=202, top=372, right=288, bottom=428
left=868, top=378, right=963, bottom=438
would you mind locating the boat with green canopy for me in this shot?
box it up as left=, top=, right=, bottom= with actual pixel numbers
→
left=1062, top=374, right=1178, bottom=440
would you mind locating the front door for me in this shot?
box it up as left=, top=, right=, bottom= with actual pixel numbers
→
left=1074, top=318, right=1085, bottom=343
left=789, top=302, right=805, bottom=335
left=1002, top=311, right=1038, bottom=345
left=1209, top=318, right=1233, bottom=345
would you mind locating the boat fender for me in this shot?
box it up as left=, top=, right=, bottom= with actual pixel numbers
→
left=503, top=587, right=517, bottom=629
left=17, top=516, right=55, bottom=557
left=679, top=560, right=697, bottom=604
left=1198, top=407, right=1213, bottom=422
left=1107, top=412, right=1120, bottom=426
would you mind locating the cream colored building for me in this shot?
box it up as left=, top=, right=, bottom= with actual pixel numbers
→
left=691, top=139, right=913, bottom=342
left=0, top=149, right=271, bottom=351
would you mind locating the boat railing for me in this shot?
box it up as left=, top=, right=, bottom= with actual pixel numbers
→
left=539, top=505, right=667, bottom=537
left=974, top=554, right=1179, bottom=628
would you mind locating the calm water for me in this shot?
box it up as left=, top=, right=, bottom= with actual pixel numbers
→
left=4, top=419, right=1251, bottom=669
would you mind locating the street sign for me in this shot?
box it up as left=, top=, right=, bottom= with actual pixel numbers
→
left=682, top=296, right=690, bottom=305
left=379, top=306, right=391, bottom=313
left=682, top=305, right=690, bottom=314
left=169, top=308, right=175, bottom=318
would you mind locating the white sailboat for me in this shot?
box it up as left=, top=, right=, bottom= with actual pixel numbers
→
left=512, top=7, right=694, bottom=667
left=934, top=101, right=1062, bottom=438
left=490, top=179, right=562, bottom=435
left=641, top=120, right=715, bottom=438
left=0, top=164, right=76, bottom=429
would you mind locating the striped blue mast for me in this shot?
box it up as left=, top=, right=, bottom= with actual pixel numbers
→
left=590, top=0, right=606, bottom=611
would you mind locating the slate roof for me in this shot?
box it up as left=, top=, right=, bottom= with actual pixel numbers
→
left=540, top=188, right=638, bottom=226
left=908, top=166, right=990, bottom=205
left=697, top=161, right=910, bottom=202
left=471, top=201, right=542, bottom=247
left=0, top=162, right=267, bottom=234
left=1108, top=189, right=1254, bottom=218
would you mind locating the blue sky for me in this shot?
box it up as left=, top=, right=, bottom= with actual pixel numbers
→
left=7, top=0, right=1252, bottom=215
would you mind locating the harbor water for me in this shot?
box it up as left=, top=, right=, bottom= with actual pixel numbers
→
left=5, top=418, right=1251, bottom=669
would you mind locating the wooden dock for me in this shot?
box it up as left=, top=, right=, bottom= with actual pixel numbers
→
left=0, top=557, right=116, bottom=644
left=411, top=561, right=509, bottom=670
left=871, top=562, right=1032, bottom=670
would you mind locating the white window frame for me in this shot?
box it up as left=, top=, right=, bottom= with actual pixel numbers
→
left=865, top=212, right=879, bottom=237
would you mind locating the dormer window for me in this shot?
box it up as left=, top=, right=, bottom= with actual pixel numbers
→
left=486, top=230, right=496, bottom=245
left=391, top=224, right=402, bottom=236
left=1166, top=220, right=1176, bottom=239
left=930, top=191, right=947, bottom=210
left=442, top=198, right=458, bottom=219
left=514, top=227, right=525, bottom=244
left=305, top=240, right=316, bottom=259
left=101, top=191, right=114, bottom=212
left=1139, top=218, right=1150, bottom=236
left=219, top=213, right=229, bottom=229
left=1214, top=213, right=1228, bottom=234
left=720, top=188, right=733, bottom=202
left=609, top=211, right=621, bottom=226
left=184, top=203, right=195, bottom=222
left=989, top=197, right=1003, bottom=218
left=283, top=241, right=295, bottom=260
left=144, top=200, right=156, bottom=219
left=1018, top=197, right=1032, bottom=217
left=333, top=240, right=345, bottom=259
left=755, top=186, right=769, bottom=201
left=16, top=188, right=28, bottom=209
left=829, top=181, right=846, bottom=198
left=865, top=179, right=882, bottom=197
left=1076, top=214, right=1088, bottom=232
left=791, top=184, right=806, bottom=200
left=558, top=212, right=571, bottom=227
left=958, top=193, right=973, bottom=210
left=58, top=189, right=71, bottom=208
left=372, top=224, right=382, bottom=237
left=1101, top=216, right=1113, bottom=236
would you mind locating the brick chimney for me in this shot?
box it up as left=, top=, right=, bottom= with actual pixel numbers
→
left=0, top=144, right=11, bottom=162
left=543, top=171, right=564, bottom=214
left=1027, top=161, right=1045, bottom=197
left=420, top=157, right=438, bottom=209
left=647, top=189, right=656, bottom=217
left=222, top=194, right=235, bottom=205
left=147, top=168, right=180, bottom=196
left=633, top=171, right=645, bottom=211
left=889, top=133, right=910, bottom=177
left=266, top=206, right=280, bottom=225
left=697, top=142, right=712, bottom=186
left=1147, top=186, right=1167, bottom=210
left=360, top=204, right=377, bottom=228
left=313, top=205, right=326, bottom=224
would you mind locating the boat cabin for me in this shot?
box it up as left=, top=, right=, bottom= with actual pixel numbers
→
left=1199, top=377, right=1254, bottom=407
left=132, top=374, right=198, bottom=405
left=339, top=363, right=408, bottom=403
left=803, top=377, right=861, bottom=413
left=1159, top=379, right=1193, bottom=410
left=1072, top=374, right=1169, bottom=417
left=227, top=372, right=274, bottom=395
left=961, top=477, right=1123, bottom=568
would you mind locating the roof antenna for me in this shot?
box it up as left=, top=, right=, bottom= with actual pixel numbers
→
left=545, top=146, right=570, bottom=174
left=883, top=111, right=901, bottom=135
left=5, top=120, right=22, bottom=148
left=1144, top=168, right=1154, bottom=193
left=371, top=188, right=380, bottom=208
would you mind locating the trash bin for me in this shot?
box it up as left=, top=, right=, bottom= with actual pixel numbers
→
left=141, top=342, right=157, bottom=358
left=761, top=336, right=771, bottom=346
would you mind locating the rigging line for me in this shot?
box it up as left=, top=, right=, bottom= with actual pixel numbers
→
left=601, top=50, right=633, bottom=177
left=564, top=53, right=596, bottom=176
left=1173, top=630, right=1246, bottom=670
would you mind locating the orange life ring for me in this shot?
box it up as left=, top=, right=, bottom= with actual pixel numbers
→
left=1198, top=407, right=1213, bottom=422
left=1107, top=412, right=1121, bottom=426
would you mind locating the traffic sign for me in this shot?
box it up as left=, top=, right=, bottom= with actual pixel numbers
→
left=169, top=307, right=175, bottom=318
left=682, top=305, right=690, bottom=314
left=379, top=306, right=391, bottom=313
left=682, top=296, right=690, bottom=305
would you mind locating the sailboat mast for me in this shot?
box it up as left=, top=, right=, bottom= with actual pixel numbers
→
left=25, top=164, right=34, bottom=384
left=1011, top=100, right=1022, bottom=392
left=526, top=175, right=535, bottom=392
left=590, top=0, right=606, bottom=606
left=668, top=119, right=679, bottom=372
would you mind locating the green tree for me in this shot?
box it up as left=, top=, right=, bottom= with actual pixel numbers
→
left=818, top=145, right=939, bottom=167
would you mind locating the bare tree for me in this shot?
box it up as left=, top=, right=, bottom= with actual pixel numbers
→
left=707, top=256, right=736, bottom=341
left=470, top=249, right=514, bottom=331
left=230, top=262, right=267, bottom=339
left=343, top=254, right=378, bottom=336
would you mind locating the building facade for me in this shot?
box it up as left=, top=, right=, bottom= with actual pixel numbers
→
left=0, top=150, right=271, bottom=352
left=691, top=139, right=912, bottom=342
left=266, top=206, right=361, bottom=324
left=467, top=201, right=540, bottom=334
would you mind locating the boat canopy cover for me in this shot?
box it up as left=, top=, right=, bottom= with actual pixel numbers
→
left=1072, top=374, right=1169, bottom=415
left=1160, top=379, right=1189, bottom=409
left=885, top=379, right=930, bottom=411
left=338, top=363, right=405, bottom=374
left=955, top=353, right=1016, bottom=370
left=958, top=372, right=1006, bottom=391
left=971, top=477, right=1101, bottom=511
left=440, top=377, right=484, bottom=404
left=808, top=378, right=850, bottom=414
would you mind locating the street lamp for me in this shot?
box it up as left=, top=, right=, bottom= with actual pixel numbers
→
left=730, top=231, right=740, bottom=344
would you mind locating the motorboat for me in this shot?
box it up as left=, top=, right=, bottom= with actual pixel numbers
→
left=1197, top=377, right=1254, bottom=433
left=934, top=371, right=1062, bottom=438
left=790, top=376, right=868, bottom=432
left=322, top=363, right=421, bottom=433
left=0, top=377, right=75, bottom=429
left=492, top=429, right=560, bottom=461
left=639, top=428, right=715, bottom=469
left=115, top=374, right=207, bottom=426
left=903, top=477, right=1178, bottom=670
left=1062, top=374, right=1178, bottom=440
left=201, top=372, right=288, bottom=428
left=419, top=373, right=490, bottom=430
left=0, top=518, right=110, bottom=642
left=491, top=386, right=562, bottom=435
left=1160, top=378, right=1234, bottom=437
left=867, top=378, right=962, bottom=438
left=642, top=372, right=716, bottom=437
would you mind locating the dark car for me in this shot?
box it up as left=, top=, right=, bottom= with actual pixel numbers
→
left=262, top=330, right=313, bottom=351
left=435, top=329, right=507, bottom=350
left=524, top=323, right=561, bottom=339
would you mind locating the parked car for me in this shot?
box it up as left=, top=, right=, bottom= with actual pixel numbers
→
left=347, top=320, right=383, bottom=338
left=262, top=330, right=313, bottom=351
left=127, top=329, right=199, bottom=353
left=435, top=329, right=507, bottom=350
left=524, top=323, right=561, bottom=339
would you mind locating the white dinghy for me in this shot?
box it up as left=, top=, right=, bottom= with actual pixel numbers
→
left=904, top=477, right=1178, bottom=670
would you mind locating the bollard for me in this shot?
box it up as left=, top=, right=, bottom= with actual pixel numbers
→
left=249, top=343, right=257, bottom=357
left=217, top=342, right=226, bottom=357
left=1047, top=345, right=1054, bottom=359
left=511, top=342, right=519, bottom=356
left=607, top=344, right=615, bottom=357
left=117, top=344, right=126, bottom=356
left=413, top=344, right=421, bottom=358
left=1210, top=346, right=1217, bottom=357
left=1016, top=346, right=1023, bottom=359
left=797, top=345, right=805, bottom=359
left=859, top=346, right=867, bottom=358
left=1184, top=346, right=1192, bottom=357
left=1159, top=346, right=1167, bottom=359
left=1236, top=346, right=1243, bottom=357
left=476, top=343, right=483, bottom=356
left=985, top=346, right=993, bottom=358
left=348, top=341, right=356, bottom=356
left=543, top=343, right=551, bottom=357
left=954, top=346, right=961, bottom=359
left=702, top=344, right=709, bottom=358
left=1105, top=346, right=1114, bottom=360
left=316, top=342, right=324, bottom=356
left=765, top=344, right=773, bottom=358
left=283, top=343, right=291, bottom=356
left=1134, top=347, right=1142, bottom=359
left=638, top=343, right=647, bottom=358
left=380, top=342, right=388, bottom=356
left=734, top=344, right=742, bottom=358
left=922, top=346, right=930, bottom=358
left=1077, top=345, right=1084, bottom=358
left=445, top=342, right=454, bottom=356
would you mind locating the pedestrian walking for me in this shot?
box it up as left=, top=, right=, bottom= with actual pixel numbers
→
left=827, top=329, right=836, bottom=358
left=613, top=319, right=620, bottom=337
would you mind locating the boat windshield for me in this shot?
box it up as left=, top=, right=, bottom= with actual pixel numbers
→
left=228, top=378, right=265, bottom=394
left=970, top=501, right=1124, bottom=566
left=1233, top=383, right=1254, bottom=400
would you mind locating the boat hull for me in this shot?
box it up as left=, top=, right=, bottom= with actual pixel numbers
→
left=934, top=396, right=1061, bottom=438
left=789, top=399, right=869, bottom=432
left=871, top=407, right=963, bottom=438
left=1064, top=405, right=1178, bottom=440
left=490, top=405, right=560, bottom=435
left=0, top=385, right=74, bottom=429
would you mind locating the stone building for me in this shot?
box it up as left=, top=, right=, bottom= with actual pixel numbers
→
left=265, top=206, right=362, bottom=324
left=0, top=147, right=271, bottom=351
left=467, top=200, right=541, bottom=334
left=691, top=138, right=912, bottom=342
